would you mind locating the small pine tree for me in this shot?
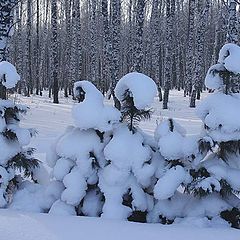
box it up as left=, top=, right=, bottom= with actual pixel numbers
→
left=49, top=81, right=120, bottom=216
left=99, top=72, right=158, bottom=222
left=188, top=43, right=240, bottom=228
left=121, top=89, right=152, bottom=133
left=0, top=61, right=39, bottom=207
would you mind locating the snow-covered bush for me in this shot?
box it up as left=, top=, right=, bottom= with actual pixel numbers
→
left=49, top=81, right=121, bottom=216
left=0, top=61, right=39, bottom=207
left=99, top=72, right=158, bottom=222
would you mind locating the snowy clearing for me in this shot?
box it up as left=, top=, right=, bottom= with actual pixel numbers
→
left=18, top=90, right=205, bottom=162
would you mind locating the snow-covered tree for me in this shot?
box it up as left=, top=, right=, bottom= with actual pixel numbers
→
left=109, top=0, right=121, bottom=109
left=0, top=0, right=17, bottom=61
left=49, top=81, right=120, bottom=216
left=149, top=0, right=162, bottom=101
left=185, top=0, right=195, bottom=97
left=89, top=0, right=97, bottom=87
left=190, top=0, right=210, bottom=107
left=25, top=0, right=33, bottom=97
left=101, top=0, right=111, bottom=94
left=99, top=72, right=158, bottom=222
left=0, top=0, right=18, bottom=99
left=0, top=61, right=39, bottom=208
left=163, top=0, right=175, bottom=109
left=133, top=0, right=146, bottom=72
left=70, top=0, right=82, bottom=85
left=50, top=0, right=59, bottom=104
left=63, top=0, right=72, bottom=98
left=188, top=43, right=240, bottom=228
left=227, top=0, right=238, bottom=44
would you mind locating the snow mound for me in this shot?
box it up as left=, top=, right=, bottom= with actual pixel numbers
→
left=218, top=43, right=240, bottom=74
left=0, top=61, right=20, bottom=89
left=196, top=93, right=240, bottom=141
left=154, top=166, right=187, bottom=200
left=49, top=200, right=76, bottom=216
left=115, top=72, right=158, bottom=109
left=10, top=181, right=64, bottom=213
left=72, top=81, right=121, bottom=131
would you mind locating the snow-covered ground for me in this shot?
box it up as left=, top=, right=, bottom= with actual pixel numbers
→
left=0, top=209, right=239, bottom=240
left=3, top=90, right=238, bottom=240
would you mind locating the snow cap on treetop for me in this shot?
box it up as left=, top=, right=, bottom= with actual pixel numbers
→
left=115, top=72, right=158, bottom=110
left=0, top=61, right=20, bottom=89
left=72, top=80, right=121, bottom=131
left=73, top=80, right=104, bottom=104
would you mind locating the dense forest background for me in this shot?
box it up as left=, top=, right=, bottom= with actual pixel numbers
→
left=2, top=0, right=240, bottom=108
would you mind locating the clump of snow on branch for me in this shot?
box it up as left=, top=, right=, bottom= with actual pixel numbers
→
left=205, top=64, right=225, bottom=90
left=218, top=43, right=240, bottom=74
left=155, top=119, right=198, bottom=160
left=0, top=61, right=20, bottom=89
left=197, top=93, right=240, bottom=142
left=115, top=72, right=158, bottom=109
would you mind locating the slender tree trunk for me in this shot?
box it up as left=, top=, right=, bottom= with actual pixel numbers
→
left=190, top=0, right=210, bottom=107
left=36, top=0, right=40, bottom=95
left=0, top=1, right=17, bottom=99
left=110, top=0, right=121, bottom=110
left=102, top=0, right=111, bottom=93
left=133, top=0, right=146, bottom=72
left=227, top=0, right=238, bottom=44
left=51, top=0, right=59, bottom=104
left=185, top=0, right=195, bottom=97
left=163, top=0, right=175, bottom=109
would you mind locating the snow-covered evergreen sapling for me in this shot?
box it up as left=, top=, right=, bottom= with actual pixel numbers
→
left=99, top=72, right=158, bottom=222
left=191, top=43, right=240, bottom=228
left=49, top=81, right=121, bottom=216
left=0, top=61, right=39, bottom=207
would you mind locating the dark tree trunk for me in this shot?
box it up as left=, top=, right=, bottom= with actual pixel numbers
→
left=51, top=0, right=59, bottom=104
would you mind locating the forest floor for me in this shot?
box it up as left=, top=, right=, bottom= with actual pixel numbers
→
left=3, top=90, right=238, bottom=240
